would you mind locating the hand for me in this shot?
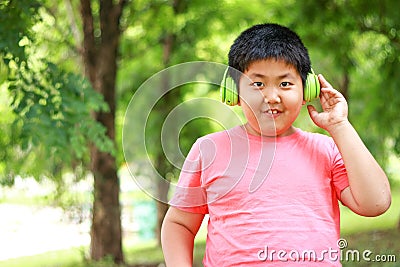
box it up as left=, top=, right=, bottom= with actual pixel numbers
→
left=307, top=74, right=349, bottom=133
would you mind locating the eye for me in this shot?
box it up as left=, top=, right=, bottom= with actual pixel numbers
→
left=280, top=81, right=291, bottom=88
left=252, top=82, right=264, bottom=87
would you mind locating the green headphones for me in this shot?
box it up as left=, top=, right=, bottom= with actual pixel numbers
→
left=220, top=68, right=320, bottom=105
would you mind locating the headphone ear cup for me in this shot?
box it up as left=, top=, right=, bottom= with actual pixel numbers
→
left=220, top=74, right=226, bottom=103
left=225, top=76, right=238, bottom=106
left=304, top=69, right=320, bottom=102
left=313, top=73, right=320, bottom=100
left=220, top=68, right=238, bottom=106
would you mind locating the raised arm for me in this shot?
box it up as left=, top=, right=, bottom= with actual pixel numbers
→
left=161, top=207, right=205, bottom=266
left=307, top=74, right=391, bottom=217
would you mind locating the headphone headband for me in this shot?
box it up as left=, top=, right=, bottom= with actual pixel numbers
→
left=220, top=67, right=320, bottom=105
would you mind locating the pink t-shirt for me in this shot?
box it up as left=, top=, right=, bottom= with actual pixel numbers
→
left=170, top=126, right=349, bottom=266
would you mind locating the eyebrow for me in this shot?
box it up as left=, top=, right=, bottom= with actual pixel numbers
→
left=247, top=72, right=296, bottom=80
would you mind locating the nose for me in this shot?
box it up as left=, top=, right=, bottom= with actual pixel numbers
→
left=263, top=87, right=281, bottom=104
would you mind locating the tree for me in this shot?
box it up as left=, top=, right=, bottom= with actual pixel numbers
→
left=119, top=0, right=303, bottom=244
left=79, top=0, right=127, bottom=262
left=287, top=0, right=400, bottom=228
left=0, top=0, right=126, bottom=263
left=120, top=0, right=235, bottom=244
left=0, top=0, right=113, bottom=183
left=3, top=2, right=398, bottom=265
left=287, top=0, right=400, bottom=165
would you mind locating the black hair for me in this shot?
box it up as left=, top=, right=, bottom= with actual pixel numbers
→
left=228, top=23, right=311, bottom=88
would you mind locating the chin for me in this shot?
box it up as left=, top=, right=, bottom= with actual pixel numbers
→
left=259, top=125, right=294, bottom=137
left=259, top=128, right=278, bottom=137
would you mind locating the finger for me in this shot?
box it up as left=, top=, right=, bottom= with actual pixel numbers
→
left=319, top=88, right=336, bottom=105
left=320, top=90, right=339, bottom=107
left=307, top=105, right=319, bottom=122
left=307, top=105, right=325, bottom=128
left=318, top=74, right=333, bottom=89
left=320, top=87, right=345, bottom=100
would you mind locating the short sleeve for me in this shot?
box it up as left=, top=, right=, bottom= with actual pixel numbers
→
left=169, top=139, right=209, bottom=214
left=331, top=142, right=349, bottom=201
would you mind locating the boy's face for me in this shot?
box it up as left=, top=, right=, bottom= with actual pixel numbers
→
left=239, top=58, right=305, bottom=137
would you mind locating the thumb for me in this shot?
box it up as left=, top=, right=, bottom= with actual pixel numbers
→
left=307, top=105, right=319, bottom=124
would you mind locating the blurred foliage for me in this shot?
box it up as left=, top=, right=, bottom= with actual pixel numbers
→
left=0, top=0, right=114, bottom=185
left=0, top=0, right=399, bottom=203
left=288, top=0, right=400, bottom=166
left=0, top=0, right=399, bottom=264
left=0, top=0, right=41, bottom=65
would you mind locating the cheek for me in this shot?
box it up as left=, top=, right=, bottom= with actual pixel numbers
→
left=240, top=94, right=262, bottom=115
left=240, top=101, right=254, bottom=116
left=240, top=101, right=259, bottom=124
left=239, top=89, right=264, bottom=106
left=284, top=90, right=304, bottom=107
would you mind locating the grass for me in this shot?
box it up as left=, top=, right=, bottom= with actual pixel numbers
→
left=0, top=249, right=84, bottom=267
left=5, top=228, right=398, bottom=267
left=339, top=186, right=400, bottom=267
left=2, top=219, right=399, bottom=266
left=0, top=187, right=399, bottom=267
left=340, top=187, right=400, bottom=235
left=341, top=230, right=400, bottom=267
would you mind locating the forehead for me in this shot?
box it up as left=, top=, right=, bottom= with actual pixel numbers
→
left=244, top=58, right=299, bottom=77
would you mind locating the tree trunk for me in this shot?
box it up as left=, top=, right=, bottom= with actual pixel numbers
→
left=80, top=0, right=126, bottom=263
left=154, top=0, right=186, bottom=246
left=154, top=73, right=173, bottom=245
left=156, top=167, right=170, bottom=244
left=340, top=70, right=350, bottom=101
left=90, top=151, right=123, bottom=262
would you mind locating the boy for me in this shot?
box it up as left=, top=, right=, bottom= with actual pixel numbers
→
left=161, top=23, right=391, bottom=266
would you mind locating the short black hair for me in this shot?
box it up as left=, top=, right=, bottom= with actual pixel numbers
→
left=228, top=23, right=311, bottom=88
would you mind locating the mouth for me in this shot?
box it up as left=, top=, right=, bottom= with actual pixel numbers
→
left=263, top=108, right=281, bottom=118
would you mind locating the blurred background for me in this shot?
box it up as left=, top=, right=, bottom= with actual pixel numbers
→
left=0, top=0, right=399, bottom=266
